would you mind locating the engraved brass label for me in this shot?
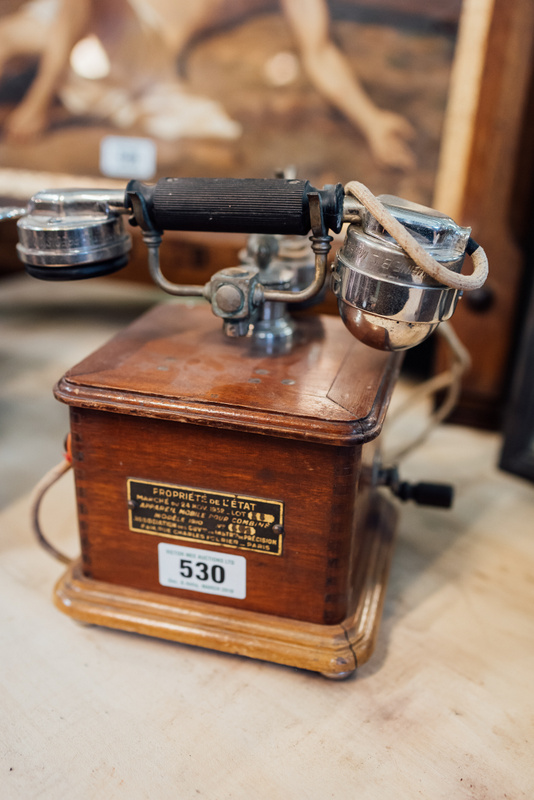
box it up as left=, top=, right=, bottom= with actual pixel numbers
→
left=127, top=479, right=284, bottom=556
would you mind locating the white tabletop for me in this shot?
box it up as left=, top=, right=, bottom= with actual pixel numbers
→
left=1, top=276, right=533, bottom=799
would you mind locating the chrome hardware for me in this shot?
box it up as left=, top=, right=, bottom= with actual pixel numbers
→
left=15, top=189, right=131, bottom=279
left=8, top=178, right=483, bottom=348
left=333, top=196, right=471, bottom=351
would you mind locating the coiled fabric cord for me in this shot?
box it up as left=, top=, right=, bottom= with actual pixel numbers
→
left=344, top=181, right=489, bottom=291
left=30, top=456, right=73, bottom=565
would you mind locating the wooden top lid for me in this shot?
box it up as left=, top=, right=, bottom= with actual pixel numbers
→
left=55, top=303, right=401, bottom=444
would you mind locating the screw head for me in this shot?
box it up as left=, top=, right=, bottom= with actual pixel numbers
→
left=214, top=283, right=244, bottom=313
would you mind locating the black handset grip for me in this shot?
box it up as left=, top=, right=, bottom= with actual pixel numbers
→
left=126, top=178, right=344, bottom=235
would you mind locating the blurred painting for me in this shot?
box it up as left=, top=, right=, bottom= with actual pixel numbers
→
left=0, top=0, right=461, bottom=204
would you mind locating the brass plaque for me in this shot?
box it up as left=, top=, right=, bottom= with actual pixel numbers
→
left=127, top=479, right=284, bottom=556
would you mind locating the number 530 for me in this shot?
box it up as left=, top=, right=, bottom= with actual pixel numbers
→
left=180, top=559, right=225, bottom=584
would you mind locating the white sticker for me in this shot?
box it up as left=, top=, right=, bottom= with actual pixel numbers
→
left=99, top=135, right=157, bottom=180
left=158, top=543, right=246, bottom=599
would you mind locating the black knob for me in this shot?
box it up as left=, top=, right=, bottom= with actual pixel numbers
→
left=397, top=481, right=454, bottom=508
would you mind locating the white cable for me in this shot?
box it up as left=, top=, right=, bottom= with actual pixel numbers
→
left=383, top=321, right=470, bottom=466
left=30, top=459, right=73, bottom=565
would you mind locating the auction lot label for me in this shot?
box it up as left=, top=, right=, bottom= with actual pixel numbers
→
left=158, top=542, right=246, bottom=598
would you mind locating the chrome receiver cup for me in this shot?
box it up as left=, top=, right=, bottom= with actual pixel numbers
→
left=15, top=189, right=131, bottom=280
left=333, top=195, right=471, bottom=351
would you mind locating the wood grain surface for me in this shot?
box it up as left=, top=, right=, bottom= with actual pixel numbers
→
left=434, top=0, right=534, bottom=426
left=55, top=304, right=401, bottom=443
left=54, top=305, right=400, bottom=625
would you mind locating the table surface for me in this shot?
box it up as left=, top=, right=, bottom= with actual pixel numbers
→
left=1, top=276, right=533, bottom=800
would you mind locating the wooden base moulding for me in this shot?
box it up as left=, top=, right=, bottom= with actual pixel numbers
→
left=54, top=491, right=397, bottom=678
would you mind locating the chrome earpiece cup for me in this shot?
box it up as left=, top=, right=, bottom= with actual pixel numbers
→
left=23, top=254, right=130, bottom=281
left=16, top=208, right=132, bottom=281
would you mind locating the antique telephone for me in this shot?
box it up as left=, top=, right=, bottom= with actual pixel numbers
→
left=3, top=177, right=487, bottom=677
